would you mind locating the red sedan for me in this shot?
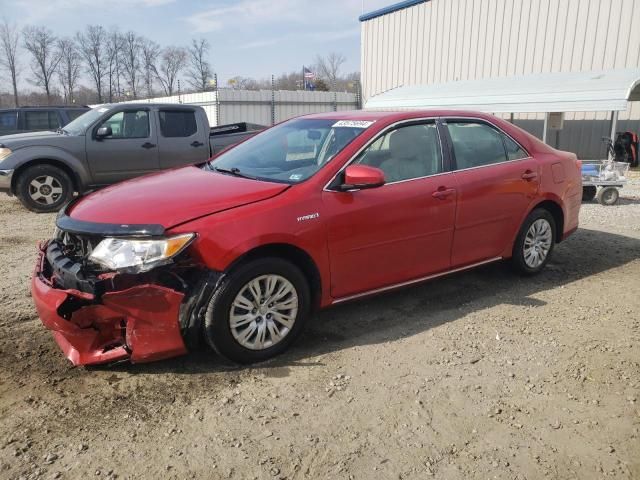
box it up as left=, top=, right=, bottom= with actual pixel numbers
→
left=32, top=110, right=582, bottom=365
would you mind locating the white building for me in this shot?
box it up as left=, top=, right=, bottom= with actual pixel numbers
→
left=360, top=0, right=640, bottom=159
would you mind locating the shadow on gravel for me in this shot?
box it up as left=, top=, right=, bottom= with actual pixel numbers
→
left=111, top=227, right=640, bottom=376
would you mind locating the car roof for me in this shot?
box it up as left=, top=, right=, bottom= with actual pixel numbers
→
left=300, top=109, right=499, bottom=122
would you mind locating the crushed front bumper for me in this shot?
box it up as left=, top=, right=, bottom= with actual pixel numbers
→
left=32, top=243, right=188, bottom=366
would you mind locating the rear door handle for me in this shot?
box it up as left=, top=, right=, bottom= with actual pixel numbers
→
left=141, top=142, right=156, bottom=149
left=191, top=141, right=204, bottom=147
left=521, top=170, right=538, bottom=180
left=432, top=187, right=456, bottom=200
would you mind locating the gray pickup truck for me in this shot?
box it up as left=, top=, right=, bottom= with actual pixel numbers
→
left=0, top=103, right=263, bottom=212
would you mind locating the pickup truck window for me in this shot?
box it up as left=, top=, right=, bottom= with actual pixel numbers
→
left=159, top=110, right=197, bottom=137
left=211, top=118, right=369, bottom=184
left=0, top=111, right=17, bottom=132
left=99, top=110, right=150, bottom=139
left=24, top=111, right=60, bottom=130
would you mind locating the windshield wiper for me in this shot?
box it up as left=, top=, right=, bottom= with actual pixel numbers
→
left=213, top=166, right=257, bottom=180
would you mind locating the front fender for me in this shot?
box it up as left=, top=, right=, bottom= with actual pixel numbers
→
left=3, top=146, right=91, bottom=190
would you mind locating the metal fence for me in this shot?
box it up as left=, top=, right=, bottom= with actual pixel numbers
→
left=123, top=88, right=361, bottom=127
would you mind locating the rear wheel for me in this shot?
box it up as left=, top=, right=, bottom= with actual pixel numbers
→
left=15, top=164, right=73, bottom=213
left=203, top=258, right=311, bottom=364
left=582, top=185, right=597, bottom=202
left=510, top=208, right=556, bottom=275
left=596, top=186, right=619, bottom=206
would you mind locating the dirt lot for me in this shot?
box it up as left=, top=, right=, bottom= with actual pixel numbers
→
left=1, top=180, right=639, bottom=480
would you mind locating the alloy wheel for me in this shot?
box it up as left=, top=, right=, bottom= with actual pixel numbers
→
left=28, top=175, right=63, bottom=206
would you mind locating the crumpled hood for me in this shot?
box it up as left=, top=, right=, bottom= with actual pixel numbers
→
left=68, top=166, right=289, bottom=228
left=0, top=130, right=65, bottom=148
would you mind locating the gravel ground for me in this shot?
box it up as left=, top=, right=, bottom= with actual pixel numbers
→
left=0, top=178, right=639, bottom=480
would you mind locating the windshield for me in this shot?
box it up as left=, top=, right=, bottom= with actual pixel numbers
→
left=210, top=118, right=372, bottom=184
left=63, top=107, right=111, bottom=135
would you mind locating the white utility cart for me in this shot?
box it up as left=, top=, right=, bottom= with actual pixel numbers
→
left=581, top=160, right=630, bottom=205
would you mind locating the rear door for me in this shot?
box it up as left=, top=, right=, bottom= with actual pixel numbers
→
left=156, top=108, right=209, bottom=168
left=324, top=120, right=457, bottom=299
left=85, top=108, right=159, bottom=184
left=443, top=119, right=539, bottom=267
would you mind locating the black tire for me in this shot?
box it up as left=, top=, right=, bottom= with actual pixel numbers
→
left=203, top=257, right=311, bottom=364
left=15, top=164, right=73, bottom=213
left=596, top=186, right=619, bottom=206
left=510, top=208, right=556, bottom=276
left=582, top=185, right=597, bottom=202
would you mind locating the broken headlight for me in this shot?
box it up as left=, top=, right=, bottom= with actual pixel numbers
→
left=88, top=233, right=195, bottom=273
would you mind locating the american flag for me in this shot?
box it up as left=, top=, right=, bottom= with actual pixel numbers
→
left=303, top=67, right=316, bottom=79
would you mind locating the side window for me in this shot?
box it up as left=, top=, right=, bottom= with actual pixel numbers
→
left=23, top=111, right=60, bottom=130
left=98, top=110, right=150, bottom=139
left=504, top=135, right=528, bottom=160
left=447, top=122, right=507, bottom=169
left=159, top=110, right=197, bottom=138
left=355, top=123, right=442, bottom=183
left=0, top=111, right=17, bottom=132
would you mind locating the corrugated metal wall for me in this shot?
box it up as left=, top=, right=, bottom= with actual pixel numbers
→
left=361, top=0, right=640, bottom=158
left=124, top=90, right=359, bottom=127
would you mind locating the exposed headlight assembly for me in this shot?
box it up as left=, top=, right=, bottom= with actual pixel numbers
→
left=0, top=147, right=12, bottom=162
left=88, top=233, right=195, bottom=273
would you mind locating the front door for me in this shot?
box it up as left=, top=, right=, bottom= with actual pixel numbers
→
left=85, top=108, right=159, bottom=184
left=323, top=121, right=457, bottom=299
left=444, top=120, right=540, bottom=266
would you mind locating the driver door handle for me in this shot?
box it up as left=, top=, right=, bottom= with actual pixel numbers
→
left=141, top=142, right=156, bottom=149
left=191, top=141, right=204, bottom=147
left=432, top=187, right=456, bottom=200
left=521, top=170, right=538, bottom=181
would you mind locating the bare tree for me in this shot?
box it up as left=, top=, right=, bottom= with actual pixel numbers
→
left=154, top=46, right=187, bottom=96
left=314, top=52, right=346, bottom=86
left=23, top=26, right=61, bottom=103
left=76, top=25, right=107, bottom=103
left=105, top=29, right=123, bottom=102
left=121, top=32, right=142, bottom=99
left=56, top=38, right=81, bottom=104
left=186, top=38, right=212, bottom=92
left=141, top=38, right=160, bottom=97
left=0, top=19, right=20, bottom=107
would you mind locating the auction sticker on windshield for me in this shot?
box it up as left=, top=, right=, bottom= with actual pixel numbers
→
left=332, top=120, right=375, bottom=128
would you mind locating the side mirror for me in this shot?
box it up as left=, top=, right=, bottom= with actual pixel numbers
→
left=338, top=165, right=385, bottom=191
left=96, top=126, right=112, bottom=139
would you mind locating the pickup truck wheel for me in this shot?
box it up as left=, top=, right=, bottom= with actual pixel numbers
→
left=510, top=208, right=556, bottom=276
left=204, top=258, right=311, bottom=364
left=15, top=164, right=73, bottom=213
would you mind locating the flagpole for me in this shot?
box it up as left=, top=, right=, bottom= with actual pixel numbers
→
left=302, top=65, right=305, bottom=91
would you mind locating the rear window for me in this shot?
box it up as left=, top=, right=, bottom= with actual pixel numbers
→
left=0, top=111, right=17, bottom=132
left=159, top=110, right=198, bottom=137
left=23, top=110, right=60, bottom=130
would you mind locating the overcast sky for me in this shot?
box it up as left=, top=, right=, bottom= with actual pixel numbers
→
left=1, top=0, right=392, bottom=85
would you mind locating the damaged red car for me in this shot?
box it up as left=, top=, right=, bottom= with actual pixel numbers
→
left=32, top=110, right=582, bottom=366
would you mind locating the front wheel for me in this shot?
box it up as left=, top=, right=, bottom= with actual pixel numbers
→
left=15, top=164, right=74, bottom=213
left=203, top=258, right=311, bottom=364
left=510, top=208, right=556, bottom=275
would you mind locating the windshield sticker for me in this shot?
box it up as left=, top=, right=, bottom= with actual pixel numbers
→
left=289, top=173, right=303, bottom=181
left=332, top=120, right=375, bottom=129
